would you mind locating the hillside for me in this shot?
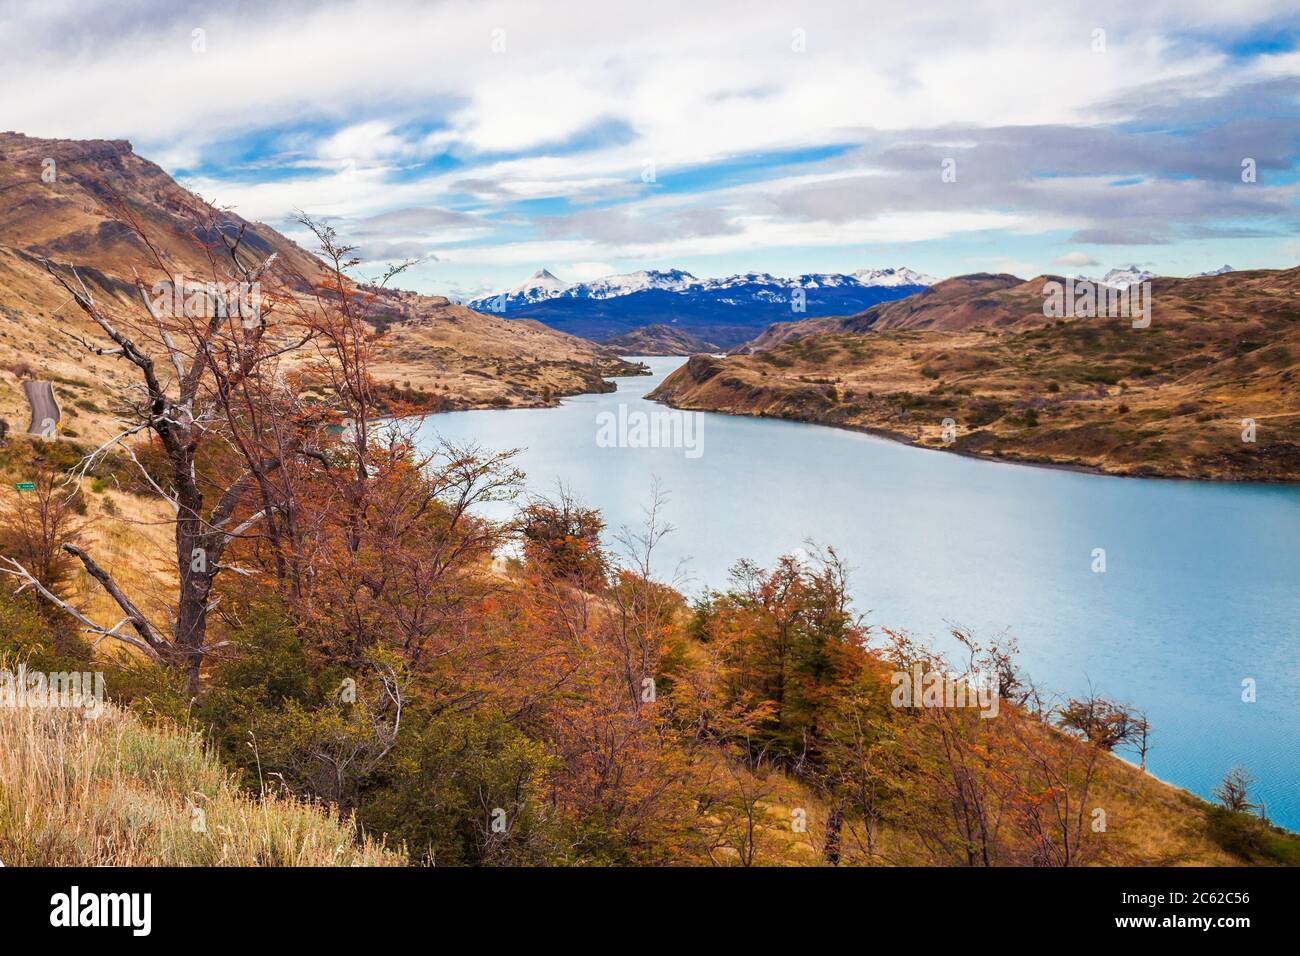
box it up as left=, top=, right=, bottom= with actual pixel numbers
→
left=0, top=132, right=638, bottom=442
left=603, top=323, right=719, bottom=355
left=0, top=691, right=403, bottom=866
left=358, top=286, right=645, bottom=409
left=1, top=578, right=1290, bottom=868
left=652, top=268, right=1300, bottom=480
left=740, top=273, right=1056, bottom=351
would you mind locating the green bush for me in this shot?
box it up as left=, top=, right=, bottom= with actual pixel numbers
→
left=0, top=590, right=92, bottom=673
left=362, top=708, right=560, bottom=865
left=1204, top=807, right=1300, bottom=865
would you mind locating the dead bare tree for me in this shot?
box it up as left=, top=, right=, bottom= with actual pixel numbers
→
left=1, top=209, right=309, bottom=694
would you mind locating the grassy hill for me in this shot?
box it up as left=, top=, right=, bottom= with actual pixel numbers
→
left=0, top=132, right=639, bottom=442
left=0, top=677, right=402, bottom=866
left=653, top=269, right=1300, bottom=480
left=603, top=323, right=720, bottom=355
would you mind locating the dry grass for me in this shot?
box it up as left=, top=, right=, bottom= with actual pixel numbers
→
left=0, top=692, right=404, bottom=866
left=0, top=448, right=178, bottom=650
left=657, top=269, right=1300, bottom=480
left=69, top=486, right=177, bottom=640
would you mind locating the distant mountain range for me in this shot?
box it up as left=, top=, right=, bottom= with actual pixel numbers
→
left=468, top=267, right=937, bottom=349
left=1094, top=265, right=1155, bottom=288
left=463, top=263, right=1242, bottom=350
left=1084, top=264, right=1231, bottom=287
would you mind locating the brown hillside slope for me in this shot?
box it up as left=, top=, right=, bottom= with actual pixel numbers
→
left=603, top=323, right=719, bottom=355
left=739, top=273, right=1029, bottom=351
left=0, top=132, right=638, bottom=441
left=653, top=268, right=1300, bottom=480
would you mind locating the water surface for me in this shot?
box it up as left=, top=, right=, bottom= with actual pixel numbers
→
left=415, top=357, right=1300, bottom=829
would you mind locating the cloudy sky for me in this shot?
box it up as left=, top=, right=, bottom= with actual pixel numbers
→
left=3, top=0, right=1299, bottom=298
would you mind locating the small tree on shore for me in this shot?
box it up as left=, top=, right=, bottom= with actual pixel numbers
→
left=1213, top=766, right=1256, bottom=814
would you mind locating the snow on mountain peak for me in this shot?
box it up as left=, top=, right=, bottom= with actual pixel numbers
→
left=470, top=264, right=936, bottom=312
left=852, top=266, right=937, bottom=287
left=1192, top=264, right=1234, bottom=277
left=514, top=268, right=568, bottom=291
left=574, top=269, right=701, bottom=299
left=1098, top=265, right=1155, bottom=289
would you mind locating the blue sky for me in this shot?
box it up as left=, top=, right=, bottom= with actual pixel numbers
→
left=3, top=0, right=1299, bottom=299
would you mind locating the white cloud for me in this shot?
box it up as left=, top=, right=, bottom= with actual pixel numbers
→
left=1053, top=251, right=1101, bottom=266
left=2, top=0, right=1296, bottom=283
left=559, top=261, right=620, bottom=281
left=434, top=210, right=1023, bottom=268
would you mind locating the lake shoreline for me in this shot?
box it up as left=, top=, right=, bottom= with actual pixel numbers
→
left=644, top=397, right=1224, bottom=483
left=645, top=370, right=1300, bottom=486
left=413, top=355, right=1300, bottom=830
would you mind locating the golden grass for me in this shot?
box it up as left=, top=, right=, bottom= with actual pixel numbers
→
left=0, top=693, right=404, bottom=866
left=74, top=486, right=177, bottom=641
left=684, top=727, right=1248, bottom=866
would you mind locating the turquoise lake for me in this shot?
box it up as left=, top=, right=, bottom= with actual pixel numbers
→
left=414, top=356, right=1300, bottom=830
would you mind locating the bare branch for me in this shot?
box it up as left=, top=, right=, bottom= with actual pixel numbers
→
left=61, top=544, right=168, bottom=652
left=0, top=556, right=163, bottom=661
left=134, top=268, right=187, bottom=382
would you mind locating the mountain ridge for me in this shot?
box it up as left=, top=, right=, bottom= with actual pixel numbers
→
left=469, top=266, right=934, bottom=349
left=651, top=266, right=1300, bottom=480
left=0, top=132, right=639, bottom=439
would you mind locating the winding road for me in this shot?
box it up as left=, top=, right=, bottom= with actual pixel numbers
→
left=22, top=380, right=60, bottom=437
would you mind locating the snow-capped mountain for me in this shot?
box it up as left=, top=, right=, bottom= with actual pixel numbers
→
left=471, top=266, right=933, bottom=310
left=469, top=266, right=935, bottom=349
left=1192, top=264, right=1234, bottom=277
left=495, top=268, right=571, bottom=307
left=474, top=268, right=697, bottom=310
left=572, top=269, right=700, bottom=299
left=1097, top=265, right=1156, bottom=289
left=853, top=266, right=938, bottom=287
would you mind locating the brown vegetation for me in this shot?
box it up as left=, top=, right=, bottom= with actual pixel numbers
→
left=653, top=269, right=1300, bottom=480
left=0, top=132, right=640, bottom=445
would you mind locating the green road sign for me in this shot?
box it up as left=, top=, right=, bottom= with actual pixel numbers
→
left=14, top=482, right=35, bottom=491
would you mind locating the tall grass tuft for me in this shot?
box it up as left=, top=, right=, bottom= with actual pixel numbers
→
left=0, top=691, right=403, bottom=866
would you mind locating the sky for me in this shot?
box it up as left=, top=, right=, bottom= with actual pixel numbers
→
left=2, top=0, right=1299, bottom=300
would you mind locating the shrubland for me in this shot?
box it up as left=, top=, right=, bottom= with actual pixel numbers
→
left=0, top=213, right=1294, bottom=867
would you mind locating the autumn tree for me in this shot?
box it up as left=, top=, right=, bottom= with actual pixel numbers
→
left=704, top=546, right=867, bottom=759
left=819, top=660, right=900, bottom=862
left=0, top=202, right=320, bottom=693
left=0, top=456, right=86, bottom=598
left=694, top=546, right=873, bottom=862
left=1213, top=766, right=1257, bottom=814
left=1057, top=694, right=1147, bottom=754
left=517, top=486, right=607, bottom=586
left=882, top=630, right=1119, bottom=866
